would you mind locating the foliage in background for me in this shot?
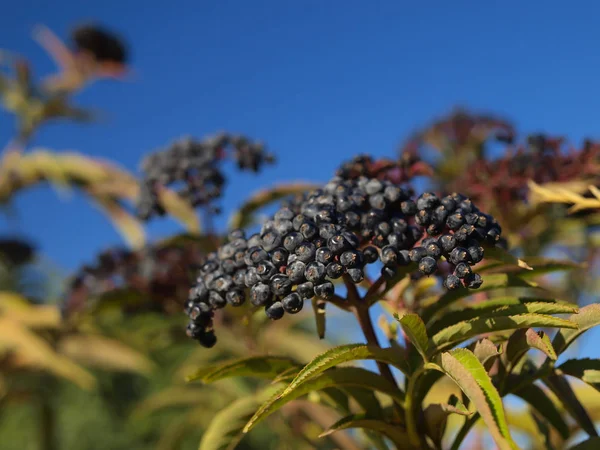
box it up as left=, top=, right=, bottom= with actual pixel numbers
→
left=1, top=24, right=600, bottom=450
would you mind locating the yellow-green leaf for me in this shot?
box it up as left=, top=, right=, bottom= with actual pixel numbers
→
left=484, top=246, right=533, bottom=270
left=94, top=197, right=145, bottom=249
left=503, top=329, right=557, bottom=372
left=156, top=185, right=200, bottom=234
left=186, top=356, right=299, bottom=383
left=472, top=339, right=501, bottom=371
left=318, top=415, right=414, bottom=449
left=553, top=304, right=600, bottom=356
left=395, top=312, right=429, bottom=361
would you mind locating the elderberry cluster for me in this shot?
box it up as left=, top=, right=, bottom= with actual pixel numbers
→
left=185, top=164, right=502, bottom=347
left=136, top=134, right=275, bottom=220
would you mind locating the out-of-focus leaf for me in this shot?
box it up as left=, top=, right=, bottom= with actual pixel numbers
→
left=472, top=339, right=501, bottom=371
left=427, top=299, right=576, bottom=335
left=477, top=257, right=582, bottom=278
left=312, top=298, right=326, bottom=339
left=432, top=348, right=517, bottom=450
left=229, top=182, right=319, bottom=229
left=0, top=292, right=61, bottom=329
left=133, top=386, right=211, bottom=417
left=200, top=384, right=283, bottom=450
left=424, top=401, right=471, bottom=448
left=513, top=383, right=569, bottom=439
left=94, top=197, right=145, bottom=249
left=318, top=414, right=413, bottom=449
left=484, top=246, right=533, bottom=270
left=544, top=374, right=598, bottom=438
left=553, top=304, right=600, bottom=356
left=28, top=149, right=70, bottom=192
left=57, top=334, right=154, bottom=375
left=186, top=356, right=299, bottom=383
left=155, top=185, right=200, bottom=233
left=395, top=312, right=429, bottom=361
left=0, top=318, right=95, bottom=389
left=421, top=274, right=541, bottom=323
left=558, top=359, right=600, bottom=393
left=568, top=437, right=600, bottom=450
left=503, top=329, right=557, bottom=372
left=244, top=366, right=404, bottom=432
left=429, top=313, right=576, bottom=355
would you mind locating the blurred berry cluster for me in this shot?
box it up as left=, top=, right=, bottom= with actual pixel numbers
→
left=186, top=156, right=502, bottom=347
left=70, top=24, right=128, bottom=65
left=65, top=239, right=208, bottom=317
left=136, top=134, right=275, bottom=220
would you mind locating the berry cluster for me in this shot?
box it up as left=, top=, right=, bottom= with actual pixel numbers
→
left=336, top=154, right=433, bottom=184
left=65, top=240, right=206, bottom=317
left=136, top=134, right=275, bottom=220
left=186, top=162, right=501, bottom=347
left=71, top=24, right=128, bottom=65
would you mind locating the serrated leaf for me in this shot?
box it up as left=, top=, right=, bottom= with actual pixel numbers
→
left=430, top=313, right=576, bottom=355
left=156, top=185, right=200, bottom=234
left=421, top=274, right=540, bottom=323
left=57, top=334, right=154, bottom=375
left=94, top=197, right=145, bottom=249
left=503, top=329, right=557, bottom=372
left=433, top=348, right=517, bottom=450
left=200, top=384, right=283, bottom=450
left=544, top=374, right=598, bottom=437
left=559, top=359, right=600, bottom=392
left=484, top=246, right=533, bottom=270
left=427, top=299, right=576, bottom=335
left=244, top=366, right=404, bottom=432
left=186, top=356, right=299, bottom=383
left=472, top=339, right=501, bottom=371
left=513, top=383, right=569, bottom=439
left=553, top=304, right=600, bottom=356
left=395, top=313, right=429, bottom=361
left=568, top=437, right=600, bottom=450
left=229, top=182, right=319, bottom=229
left=478, top=257, right=582, bottom=278
left=318, top=414, right=413, bottom=449
left=312, top=298, right=326, bottom=339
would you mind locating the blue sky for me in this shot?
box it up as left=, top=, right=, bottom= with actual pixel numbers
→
left=2, top=1, right=600, bottom=272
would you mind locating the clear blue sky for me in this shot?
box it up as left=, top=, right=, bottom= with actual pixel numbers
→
left=2, top=1, right=600, bottom=271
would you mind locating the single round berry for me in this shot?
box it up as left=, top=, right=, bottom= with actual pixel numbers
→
left=209, top=291, right=226, bottom=309
left=297, top=281, right=315, bottom=299
left=454, top=262, right=472, bottom=279
left=226, top=290, right=245, bottom=306
left=409, top=247, right=428, bottom=262
left=381, top=265, right=396, bottom=279
left=328, top=234, right=350, bottom=254
left=418, top=256, right=437, bottom=275
left=282, top=292, right=303, bottom=314
left=381, top=246, right=399, bottom=266
left=314, top=282, right=334, bottom=299
left=449, top=247, right=469, bottom=265
left=271, top=248, right=289, bottom=267
left=447, top=212, right=465, bottom=230
left=316, top=247, right=334, bottom=265
left=347, top=268, right=364, bottom=283
left=401, top=200, right=417, bottom=215
left=465, top=272, right=483, bottom=289
left=468, top=245, right=484, bottom=264
left=265, top=301, right=285, bottom=320
left=286, top=260, right=307, bottom=283
left=305, top=261, right=326, bottom=283
left=417, top=192, right=439, bottom=210
left=300, top=222, right=318, bottom=240
left=296, top=242, right=317, bottom=263
left=261, top=231, right=282, bottom=252
left=439, top=234, right=457, bottom=253
left=425, top=242, right=442, bottom=258
left=270, top=275, right=293, bottom=297
left=250, top=283, right=272, bottom=306
left=340, top=250, right=362, bottom=268
left=323, top=262, right=341, bottom=278
left=256, top=261, right=277, bottom=281
left=283, top=232, right=304, bottom=252
left=443, top=274, right=461, bottom=290
left=363, top=246, right=379, bottom=264
left=244, top=267, right=261, bottom=287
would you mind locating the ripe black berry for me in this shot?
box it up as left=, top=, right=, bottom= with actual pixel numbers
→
left=226, top=290, right=245, bottom=306
left=297, top=281, right=315, bottom=299
left=363, top=246, right=379, bottom=264
left=418, top=256, right=437, bottom=275
left=381, top=246, right=399, bottom=266
left=409, top=247, right=427, bottom=262
left=347, top=268, right=365, bottom=283
left=454, top=262, right=472, bottom=279
left=265, top=302, right=285, bottom=320
left=270, top=275, right=293, bottom=297
left=250, top=283, right=272, bottom=306
left=282, top=293, right=303, bottom=314
left=286, top=260, right=307, bottom=283
left=326, top=262, right=344, bottom=279
left=449, top=247, right=469, bottom=265
left=314, top=282, right=334, bottom=299
left=305, top=262, right=326, bottom=283
left=465, top=273, right=483, bottom=289
left=443, top=274, right=461, bottom=290
left=468, top=245, right=484, bottom=264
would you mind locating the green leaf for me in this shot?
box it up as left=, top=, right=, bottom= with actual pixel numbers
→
left=318, top=414, right=413, bottom=449
left=94, top=197, right=145, bottom=249
left=229, top=183, right=319, bottom=229
left=472, top=339, right=501, bottom=371
left=421, top=274, right=542, bottom=323
left=341, top=387, right=384, bottom=419
left=568, top=437, right=600, bottom=450
left=484, top=246, right=533, bottom=270
left=199, top=384, right=282, bottom=450
left=553, top=304, right=600, bottom=356
left=558, top=359, right=600, bottom=392
left=512, top=383, right=569, bottom=439
left=430, top=314, right=577, bottom=355
left=433, top=348, right=517, bottom=450
left=311, top=298, right=326, bottom=339
left=244, top=367, right=404, bottom=432
left=427, top=298, right=577, bottom=335
left=544, top=374, right=598, bottom=438
left=503, top=329, right=557, bottom=372
left=395, top=313, right=429, bottom=361
left=156, top=185, right=201, bottom=234
left=186, top=356, right=299, bottom=383
left=478, top=257, right=582, bottom=278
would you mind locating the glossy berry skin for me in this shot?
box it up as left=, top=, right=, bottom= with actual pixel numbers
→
left=250, top=283, right=272, bottom=306
left=282, top=293, right=303, bottom=313
left=326, top=263, right=344, bottom=279
left=418, top=256, right=437, bottom=275
left=305, top=262, right=326, bottom=283
left=449, top=247, right=469, bottom=265
left=265, top=301, right=285, bottom=320
left=443, top=274, right=461, bottom=290
left=381, top=265, right=396, bottom=279
left=270, top=275, right=293, bottom=297
left=454, top=262, right=472, bottom=279
left=297, top=282, right=315, bottom=299
left=409, top=247, right=428, bottom=262
left=468, top=245, right=484, bottom=264
left=347, top=268, right=365, bottom=283
left=363, top=246, right=379, bottom=264
left=465, top=273, right=483, bottom=289
left=314, top=282, right=334, bottom=299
